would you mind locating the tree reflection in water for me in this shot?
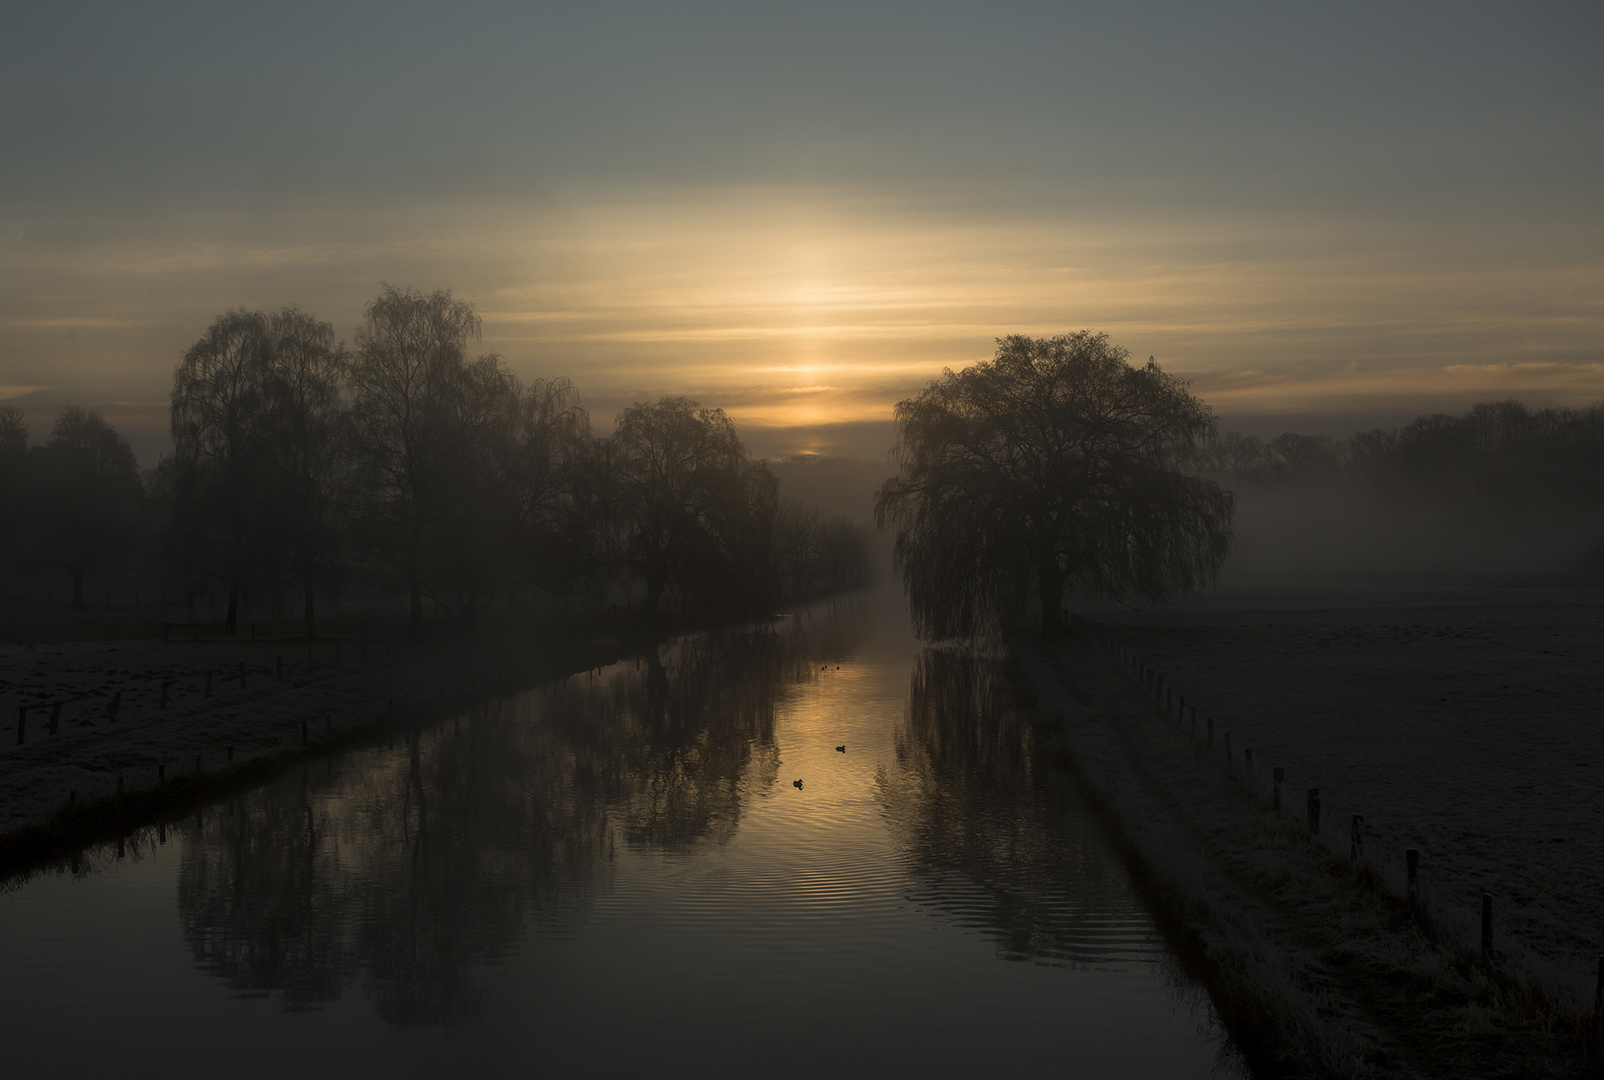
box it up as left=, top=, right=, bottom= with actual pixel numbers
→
left=177, top=604, right=866, bottom=1024
left=878, top=648, right=1161, bottom=967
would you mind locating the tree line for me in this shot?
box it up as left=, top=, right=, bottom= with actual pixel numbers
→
left=2, top=285, right=871, bottom=635
left=1200, top=400, right=1604, bottom=508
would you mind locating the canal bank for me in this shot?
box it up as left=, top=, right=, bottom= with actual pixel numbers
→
left=1024, top=633, right=1604, bottom=1079
left=0, top=621, right=658, bottom=878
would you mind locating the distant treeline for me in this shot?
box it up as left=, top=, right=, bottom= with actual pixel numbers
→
left=1202, top=401, right=1604, bottom=497
left=0, top=286, right=871, bottom=635
left=1198, top=399, right=1604, bottom=580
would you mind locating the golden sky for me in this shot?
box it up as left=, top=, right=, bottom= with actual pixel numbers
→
left=3, top=4, right=1601, bottom=464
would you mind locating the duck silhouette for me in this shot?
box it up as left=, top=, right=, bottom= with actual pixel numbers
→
left=792, top=779, right=803, bottom=789
left=835, top=745, right=846, bottom=753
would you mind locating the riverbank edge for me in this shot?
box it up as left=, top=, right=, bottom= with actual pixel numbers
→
left=0, top=624, right=662, bottom=883
left=1016, top=632, right=1604, bottom=1080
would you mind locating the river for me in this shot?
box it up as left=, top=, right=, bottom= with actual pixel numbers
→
left=0, top=590, right=1239, bottom=1078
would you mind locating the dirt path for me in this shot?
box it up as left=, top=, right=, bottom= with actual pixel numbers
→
left=1027, top=638, right=1601, bottom=1079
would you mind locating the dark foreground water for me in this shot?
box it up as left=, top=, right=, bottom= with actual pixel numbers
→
left=0, top=591, right=1237, bottom=1078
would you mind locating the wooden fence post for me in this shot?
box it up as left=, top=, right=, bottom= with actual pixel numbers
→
left=1481, top=893, right=1493, bottom=959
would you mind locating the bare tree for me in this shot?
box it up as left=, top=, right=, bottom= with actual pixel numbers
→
left=172, top=309, right=273, bottom=632
left=37, top=408, right=143, bottom=608
left=610, top=397, right=767, bottom=616
left=503, top=377, right=594, bottom=598
left=261, top=306, right=350, bottom=640
left=348, top=285, right=482, bottom=635
left=876, top=332, right=1233, bottom=640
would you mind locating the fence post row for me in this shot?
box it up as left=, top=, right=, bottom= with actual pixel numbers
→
left=1106, top=643, right=1507, bottom=958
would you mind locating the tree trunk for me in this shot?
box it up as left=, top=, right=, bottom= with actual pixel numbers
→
left=71, top=570, right=86, bottom=610
left=1038, top=550, right=1066, bottom=638
left=643, top=566, right=665, bottom=617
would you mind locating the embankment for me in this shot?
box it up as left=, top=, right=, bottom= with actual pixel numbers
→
left=1023, top=633, right=1604, bottom=1079
left=0, top=625, right=648, bottom=878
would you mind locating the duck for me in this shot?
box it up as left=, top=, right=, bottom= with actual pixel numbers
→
left=792, top=779, right=804, bottom=789
left=835, top=745, right=846, bottom=753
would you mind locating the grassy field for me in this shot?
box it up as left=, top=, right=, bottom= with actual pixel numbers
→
left=1098, top=586, right=1604, bottom=983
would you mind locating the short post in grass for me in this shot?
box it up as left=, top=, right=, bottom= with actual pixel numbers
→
left=1207, top=717, right=1215, bottom=747
left=276, top=655, right=283, bottom=680
left=1406, top=848, right=1420, bottom=908
left=334, top=641, right=341, bottom=666
left=226, top=746, right=234, bottom=761
left=1480, top=893, right=1493, bottom=960
left=1273, top=767, right=1284, bottom=811
left=1177, top=694, right=1186, bottom=723
left=1350, top=814, right=1364, bottom=862
left=1244, top=747, right=1253, bottom=767
left=1165, top=686, right=1172, bottom=712
left=160, top=680, right=171, bottom=710
left=325, top=714, right=332, bottom=735
left=307, top=647, right=314, bottom=672
left=1306, top=788, right=1320, bottom=835
left=238, top=660, right=245, bottom=688
left=205, top=671, right=212, bottom=698
left=157, top=762, right=165, bottom=784
left=301, top=719, right=309, bottom=747
left=107, top=691, right=121, bottom=721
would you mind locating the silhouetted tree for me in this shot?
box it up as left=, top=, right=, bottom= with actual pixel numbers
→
left=34, top=408, right=143, bottom=608
left=172, top=309, right=273, bottom=632
left=260, top=307, right=350, bottom=639
left=503, top=377, right=595, bottom=598
left=876, top=332, right=1233, bottom=639
left=610, top=396, right=773, bottom=615
left=348, top=285, right=483, bottom=635
left=0, top=406, right=28, bottom=563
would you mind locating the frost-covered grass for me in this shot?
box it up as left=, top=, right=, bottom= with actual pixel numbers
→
left=1025, top=602, right=1604, bottom=1079
left=0, top=631, right=616, bottom=847
left=1100, top=586, right=1604, bottom=987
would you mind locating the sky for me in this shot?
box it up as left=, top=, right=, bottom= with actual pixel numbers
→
left=2, top=1, right=1601, bottom=466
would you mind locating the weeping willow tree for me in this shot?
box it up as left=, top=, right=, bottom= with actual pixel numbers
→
left=875, top=332, right=1234, bottom=640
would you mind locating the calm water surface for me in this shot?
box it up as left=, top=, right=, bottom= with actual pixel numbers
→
left=0, top=592, right=1238, bottom=1078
